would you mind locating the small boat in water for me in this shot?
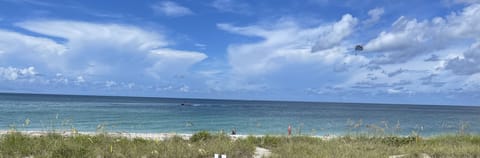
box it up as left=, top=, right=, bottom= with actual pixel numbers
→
left=180, top=103, right=193, bottom=106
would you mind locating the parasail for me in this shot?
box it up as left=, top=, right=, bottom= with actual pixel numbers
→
left=353, top=45, right=363, bottom=55
left=355, top=45, right=363, bottom=51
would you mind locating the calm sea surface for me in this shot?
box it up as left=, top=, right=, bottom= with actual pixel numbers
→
left=0, top=93, right=479, bottom=136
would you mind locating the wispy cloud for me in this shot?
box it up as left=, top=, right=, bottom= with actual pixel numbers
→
left=364, top=7, right=384, bottom=25
left=446, top=42, right=480, bottom=75
left=1, top=0, right=133, bottom=20
left=0, top=0, right=58, bottom=7
left=445, top=0, right=480, bottom=5
left=194, top=43, right=207, bottom=50
left=211, top=0, right=251, bottom=15
left=0, top=66, right=37, bottom=81
left=152, top=1, right=193, bottom=17
left=0, top=29, right=67, bottom=56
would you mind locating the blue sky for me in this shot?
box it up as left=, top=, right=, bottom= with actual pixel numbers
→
left=0, top=0, right=479, bottom=105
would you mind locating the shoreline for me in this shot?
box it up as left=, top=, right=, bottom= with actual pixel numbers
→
left=2, top=129, right=477, bottom=140
left=0, top=130, right=337, bottom=140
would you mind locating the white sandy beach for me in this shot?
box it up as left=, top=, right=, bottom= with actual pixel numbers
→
left=0, top=130, right=336, bottom=141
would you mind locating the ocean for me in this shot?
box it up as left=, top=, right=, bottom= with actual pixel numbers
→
left=0, top=93, right=479, bottom=136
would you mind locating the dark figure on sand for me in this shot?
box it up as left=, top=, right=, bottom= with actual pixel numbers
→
left=231, top=128, right=237, bottom=135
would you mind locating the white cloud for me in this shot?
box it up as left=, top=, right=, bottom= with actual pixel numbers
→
left=219, top=14, right=363, bottom=75
left=364, top=4, right=480, bottom=64
left=364, top=7, right=384, bottom=25
left=194, top=43, right=207, bottom=50
left=105, top=80, right=117, bottom=87
left=51, top=73, right=69, bottom=84
left=0, top=29, right=66, bottom=68
left=448, top=0, right=480, bottom=4
left=336, top=46, right=479, bottom=96
left=75, top=76, right=85, bottom=84
left=17, top=20, right=167, bottom=50
left=212, top=0, right=251, bottom=15
left=213, top=3, right=480, bottom=98
left=1, top=2, right=479, bottom=103
left=312, top=14, right=358, bottom=51
left=152, top=1, right=193, bottom=17
left=179, top=85, right=189, bottom=92
left=217, top=14, right=367, bottom=91
left=0, top=66, right=37, bottom=81
left=446, top=42, right=480, bottom=75
left=126, top=83, right=135, bottom=89
left=0, top=20, right=207, bottom=84
left=364, top=16, right=437, bottom=64
left=147, top=49, right=207, bottom=79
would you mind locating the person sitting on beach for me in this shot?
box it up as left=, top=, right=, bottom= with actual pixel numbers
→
left=231, top=128, right=236, bottom=135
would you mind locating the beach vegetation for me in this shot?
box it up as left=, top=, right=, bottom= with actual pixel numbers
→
left=1, top=130, right=479, bottom=158
left=190, top=131, right=212, bottom=142
left=1, top=119, right=479, bottom=158
left=0, top=131, right=255, bottom=158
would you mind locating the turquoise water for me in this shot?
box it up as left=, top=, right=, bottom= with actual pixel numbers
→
left=0, top=93, right=479, bottom=136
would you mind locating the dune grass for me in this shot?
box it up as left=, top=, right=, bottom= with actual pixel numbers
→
left=2, top=117, right=480, bottom=158
left=245, top=135, right=480, bottom=158
left=1, top=131, right=479, bottom=158
left=0, top=131, right=255, bottom=158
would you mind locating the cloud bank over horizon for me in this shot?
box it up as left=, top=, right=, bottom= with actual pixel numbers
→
left=0, top=0, right=479, bottom=105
